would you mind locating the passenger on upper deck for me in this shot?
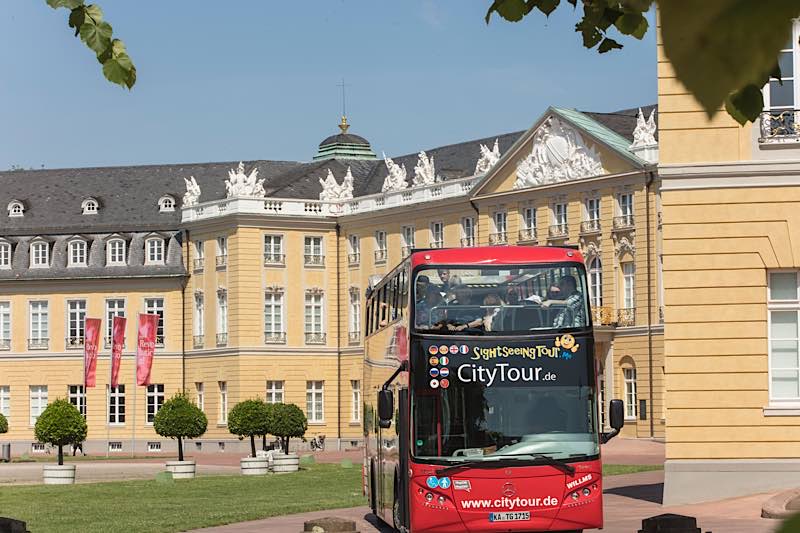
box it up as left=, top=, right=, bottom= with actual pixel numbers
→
left=541, top=275, right=586, bottom=328
left=416, top=285, right=446, bottom=330
left=449, top=292, right=504, bottom=332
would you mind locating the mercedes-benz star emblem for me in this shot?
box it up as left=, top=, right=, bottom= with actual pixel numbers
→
left=501, top=482, right=516, bottom=498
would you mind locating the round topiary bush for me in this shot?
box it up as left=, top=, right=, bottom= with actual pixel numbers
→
left=153, top=393, right=207, bottom=462
left=267, top=403, right=307, bottom=454
left=34, top=399, right=87, bottom=465
left=228, top=399, right=270, bottom=457
left=0, top=412, right=8, bottom=434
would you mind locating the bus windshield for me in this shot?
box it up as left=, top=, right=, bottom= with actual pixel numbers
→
left=413, top=264, right=589, bottom=334
left=412, top=374, right=599, bottom=462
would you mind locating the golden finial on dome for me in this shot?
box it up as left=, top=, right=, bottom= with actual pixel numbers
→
left=338, top=115, right=350, bottom=134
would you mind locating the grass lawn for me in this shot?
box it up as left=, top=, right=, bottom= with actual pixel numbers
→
left=0, top=463, right=364, bottom=533
left=603, top=464, right=663, bottom=476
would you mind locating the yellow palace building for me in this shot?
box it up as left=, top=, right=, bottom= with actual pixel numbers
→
left=0, top=106, right=663, bottom=456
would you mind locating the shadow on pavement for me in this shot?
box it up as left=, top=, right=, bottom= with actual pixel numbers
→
left=605, top=483, right=664, bottom=505
left=363, top=513, right=395, bottom=532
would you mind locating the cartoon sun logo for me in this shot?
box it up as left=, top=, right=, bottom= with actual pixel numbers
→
left=555, top=334, right=580, bottom=353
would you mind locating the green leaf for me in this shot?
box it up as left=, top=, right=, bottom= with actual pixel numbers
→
left=493, top=0, right=532, bottom=22
left=580, top=27, right=603, bottom=48
left=46, top=0, right=83, bottom=9
left=724, top=84, right=764, bottom=125
left=615, top=12, right=648, bottom=39
left=533, top=0, right=560, bottom=16
left=598, top=37, right=623, bottom=53
left=102, top=52, right=135, bottom=89
left=83, top=3, right=104, bottom=23
left=79, top=19, right=112, bottom=54
left=68, top=7, right=85, bottom=36
left=659, top=0, right=800, bottom=118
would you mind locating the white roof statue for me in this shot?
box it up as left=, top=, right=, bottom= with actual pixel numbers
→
left=412, top=151, right=436, bottom=187
left=514, top=116, right=606, bottom=189
left=225, top=162, right=266, bottom=198
left=182, top=176, right=201, bottom=207
left=630, top=107, right=657, bottom=149
left=318, top=167, right=354, bottom=202
left=381, top=152, right=408, bottom=192
left=474, top=139, right=501, bottom=176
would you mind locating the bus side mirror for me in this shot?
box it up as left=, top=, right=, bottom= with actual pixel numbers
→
left=602, top=399, right=625, bottom=444
left=378, top=389, right=394, bottom=429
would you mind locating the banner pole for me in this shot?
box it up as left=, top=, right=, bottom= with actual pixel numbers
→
left=107, top=321, right=112, bottom=458
left=132, top=314, right=138, bottom=458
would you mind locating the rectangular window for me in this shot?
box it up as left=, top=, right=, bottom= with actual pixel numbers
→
left=29, top=385, right=48, bottom=425
left=218, top=381, right=228, bottom=423
left=586, top=197, right=601, bottom=221
left=105, top=299, right=125, bottom=346
left=402, top=226, right=415, bottom=255
left=108, top=441, right=123, bottom=452
left=430, top=221, right=444, bottom=248
left=144, top=298, right=165, bottom=346
left=769, top=272, right=800, bottom=401
left=264, top=291, right=284, bottom=341
left=146, top=384, right=165, bottom=423
left=0, top=242, right=11, bottom=268
left=194, top=293, right=204, bottom=337
left=304, top=293, right=324, bottom=343
left=493, top=211, right=507, bottom=234
left=623, top=368, right=637, bottom=419
left=618, top=193, right=634, bottom=226
left=107, top=239, right=126, bottom=265
left=349, top=289, right=361, bottom=340
left=461, top=217, right=475, bottom=247
left=306, top=381, right=324, bottom=422
left=374, top=231, right=387, bottom=262
left=520, top=207, right=536, bottom=241
left=146, top=238, right=164, bottom=264
left=68, top=240, right=87, bottom=267
left=68, top=384, right=86, bottom=417
left=217, top=291, right=228, bottom=334
left=0, top=301, right=10, bottom=346
left=266, top=380, right=284, bottom=404
left=351, top=380, right=361, bottom=422
left=264, top=235, right=284, bottom=264
left=622, top=262, right=635, bottom=309
left=217, top=236, right=227, bottom=257
left=0, top=385, right=10, bottom=418
left=194, top=240, right=204, bottom=260
left=195, top=382, right=204, bottom=412
left=553, top=203, right=568, bottom=227
left=29, top=301, right=48, bottom=344
left=67, top=299, right=87, bottom=347
left=349, top=235, right=360, bottom=262
left=304, top=236, right=324, bottom=266
left=108, top=385, right=126, bottom=424
left=31, top=242, right=49, bottom=267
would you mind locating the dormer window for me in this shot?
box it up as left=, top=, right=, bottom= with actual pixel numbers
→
left=7, top=200, right=24, bottom=218
left=81, top=198, right=99, bottom=215
left=107, top=238, right=126, bottom=266
left=146, top=237, right=165, bottom=265
left=68, top=239, right=87, bottom=267
left=0, top=241, right=11, bottom=269
left=158, top=195, right=176, bottom=213
left=30, top=241, right=49, bottom=268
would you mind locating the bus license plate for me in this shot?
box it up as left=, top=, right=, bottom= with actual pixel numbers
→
left=489, top=512, right=530, bottom=522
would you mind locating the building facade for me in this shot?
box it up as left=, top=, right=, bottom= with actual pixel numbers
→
left=0, top=106, right=663, bottom=455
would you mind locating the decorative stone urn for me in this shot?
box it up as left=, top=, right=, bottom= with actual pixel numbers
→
left=165, top=460, right=196, bottom=479
left=271, top=452, right=299, bottom=473
left=43, top=464, right=76, bottom=485
left=240, top=456, right=269, bottom=475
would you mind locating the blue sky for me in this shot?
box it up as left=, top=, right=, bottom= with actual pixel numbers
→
left=0, top=1, right=656, bottom=170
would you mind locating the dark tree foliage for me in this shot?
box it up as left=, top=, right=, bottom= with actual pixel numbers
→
left=153, top=393, right=207, bottom=462
left=228, top=399, right=271, bottom=458
left=267, top=403, right=308, bottom=454
left=34, top=399, right=88, bottom=465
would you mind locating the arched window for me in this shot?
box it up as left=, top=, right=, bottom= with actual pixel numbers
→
left=7, top=200, right=24, bottom=218
left=81, top=198, right=99, bottom=215
left=145, top=237, right=165, bottom=265
left=158, top=195, right=176, bottom=213
left=68, top=239, right=87, bottom=267
left=588, top=257, right=602, bottom=307
left=107, top=238, right=126, bottom=266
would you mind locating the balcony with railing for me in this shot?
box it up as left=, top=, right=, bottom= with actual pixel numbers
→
left=348, top=252, right=360, bottom=265
left=215, top=254, right=227, bottom=268
left=580, top=219, right=601, bottom=235
left=591, top=306, right=615, bottom=326
left=216, top=333, right=228, bottom=347
left=28, top=338, right=49, bottom=350
left=190, top=335, right=203, bottom=348
left=349, top=331, right=361, bottom=345
left=193, top=258, right=204, bottom=272
left=0, top=338, right=10, bottom=350
left=548, top=224, right=568, bottom=239
left=65, top=336, right=84, bottom=349
left=304, top=254, right=325, bottom=266
left=759, top=110, right=800, bottom=144
left=460, top=237, right=475, bottom=247
left=155, top=335, right=165, bottom=347
left=104, top=337, right=126, bottom=349
left=659, top=306, right=664, bottom=324
left=263, top=331, right=286, bottom=344
left=375, top=249, right=388, bottom=263
left=488, top=232, right=507, bottom=245
left=518, top=228, right=536, bottom=242
left=264, top=253, right=285, bottom=266
left=305, top=332, right=326, bottom=345
left=617, top=308, right=636, bottom=327
left=612, top=215, right=635, bottom=231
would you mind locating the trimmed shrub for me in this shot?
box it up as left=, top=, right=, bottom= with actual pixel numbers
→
left=0, top=412, right=7, bottom=434
left=153, top=393, right=207, bottom=462
left=228, top=399, right=270, bottom=457
left=34, top=399, right=87, bottom=465
left=268, top=403, right=307, bottom=454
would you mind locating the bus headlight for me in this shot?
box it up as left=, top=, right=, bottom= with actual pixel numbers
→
left=571, top=492, right=579, bottom=500
left=437, top=495, right=446, bottom=505
left=582, top=488, right=591, bottom=497
left=425, top=492, right=434, bottom=502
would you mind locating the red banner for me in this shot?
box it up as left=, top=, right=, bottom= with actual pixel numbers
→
left=83, top=318, right=101, bottom=388
left=136, top=314, right=159, bottom=386
left=110, top=315, right=127, bottom=388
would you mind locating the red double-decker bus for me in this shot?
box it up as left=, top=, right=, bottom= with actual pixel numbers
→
left=363, top=246, right=624, bottom=533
